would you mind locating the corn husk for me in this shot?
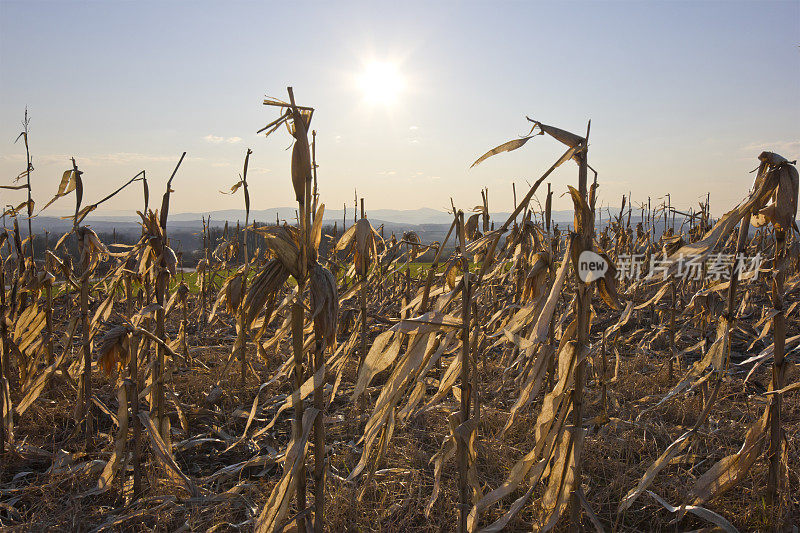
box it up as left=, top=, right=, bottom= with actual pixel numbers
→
left=309, top=262, right=339, bottom=350
left=290, top=112, right=312, bottom=206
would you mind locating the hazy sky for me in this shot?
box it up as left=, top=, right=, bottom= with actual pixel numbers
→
left=1, top=0, right=798, bottom=219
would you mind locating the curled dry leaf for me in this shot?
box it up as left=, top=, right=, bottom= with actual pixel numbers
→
left=752, top=158, right=798, bottom=231
left=225, top=271, right=244, bottom=316
left=254, top=224, right=303, bottom=280
left=529, top=119, right=586, bottom=149
left=97, top=325, right=131, bottom=376
left=403, top=230, right=422, bottom=259
left=163, top=246, right=177, bottom=276
left=597, top=251, right=622, bottom=310
left=522, top=252, right=549, bottom=302
left=41, top=169, right=78, bottom=212
left=243, top=258, right=290, bottom=327
left=465, top=214, right=482, bottom=240
left=337, top=218, right=382, bottom=277
left=443, top=256, right=468, bottom=291
left=471, top=135, right=537, bottom=168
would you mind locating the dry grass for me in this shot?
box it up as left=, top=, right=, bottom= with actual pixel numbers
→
left=2, top=301, right=797, bottom=531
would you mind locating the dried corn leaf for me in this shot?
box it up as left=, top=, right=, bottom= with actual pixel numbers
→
left=539, top=424, right=584, bottom=533
left=254, top=407, right=319, bottom=533
left=348, top=332, right=435, bottom=481
left=691, top=406, right=768, bottom=505
left=352, top=331, right=404, bottom=400
left=618, top=430, right=692, bottom=512
left=426, top=412, right=457, bottom=516
left=1, top=377, right=12, bottom=443
left=657, top=160, right=779, bottom=276
left=260, top=362, right=327, bottom=432
left=15, top=350, right=67, bottom=415
left=471, top=136, right=536, bottom=168
left=502, top=343, right=555, bottom=435
left=220, top=180, right=244, bottom=194
left=647, top=491, right=739, bottom=533
left=95, top=385, right=129, bottom=493
left=243, top=259, right=290, bottom=326
left=469, top=342, right=582, bottom=528
left=97, top=326, right=130, bottom=376
left=642, top=317, right=729, bottom=417
left=254, top=225, right=302, bottom=279
left=41, top=170, right=78, bottom=212
left=531, top=236, right=573, bottom=343
left=534, top=121, right=585, bottom=149
left=310, top=203, right=326, bottom=253
left=138, top=411, right=200, bottom=497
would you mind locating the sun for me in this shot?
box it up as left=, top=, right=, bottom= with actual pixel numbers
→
left=357, top=61, right=405, bottom=106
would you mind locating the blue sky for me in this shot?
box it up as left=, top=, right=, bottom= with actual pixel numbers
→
left=1, top=0, right=798, bottom=218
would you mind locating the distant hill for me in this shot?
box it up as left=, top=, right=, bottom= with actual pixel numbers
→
left=26, top=206, right=581, bottom=237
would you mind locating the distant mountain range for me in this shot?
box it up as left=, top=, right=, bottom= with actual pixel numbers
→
left=16, top=206, right=697, bottom=260
left=167, top=206, right=581, bottom=227
left=24, top=207, right=583, bottom=237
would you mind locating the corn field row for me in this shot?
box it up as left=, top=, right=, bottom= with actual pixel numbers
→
left=0, top=90, right=798, bottom=531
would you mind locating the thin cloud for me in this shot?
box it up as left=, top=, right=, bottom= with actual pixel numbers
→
left=97, top=152, right=180, bottom=164
left=408, top=125, right=422, bottom=145
left=741, top=140, right=800, bottom=156
left=204, top=134, right=242, bottom=144
left=1, top=152, right=181, bottom=166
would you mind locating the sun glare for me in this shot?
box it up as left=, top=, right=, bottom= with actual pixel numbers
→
left=358, top=61, right=405, bottom=106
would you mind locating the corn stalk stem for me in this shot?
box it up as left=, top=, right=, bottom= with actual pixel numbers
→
left=70, top=158, right=94, bottom=445
left=153, top=268, right=168, bottom=441
left=313, top=339, right=325, bottom=533
left=201, top=217, right=208, bottom=336
left=44, top=283, right=54, bottom=367
left=125, top=276, right=143, bottom=497
left=358, top=277, right=367, bottom=391
left=310, top=131, right=325, bottom=533
left=421, top=217, right=457, bottom=313
left=0, top=255, right=7, bottom=454
left=456, top=210, right=471, bottom=533
left=237, top=149, right=252, bottom=388
left=288, top=86, right=309, bottom=533
left=768, top=228, right=786, bottom=507
left=22, top=112, right=34, bottom=262
left=79, top=240, right=92, bottom=443
left=291, top=297, right=307, bottom=532
left=669, top=278, right=676, bottom=381
left=600, top=332, right=608, bottom=418
left=571, top=125, right=592, bottom=527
